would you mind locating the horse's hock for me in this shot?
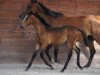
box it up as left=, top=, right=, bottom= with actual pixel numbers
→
left=0, top=0, right=100, bottom=64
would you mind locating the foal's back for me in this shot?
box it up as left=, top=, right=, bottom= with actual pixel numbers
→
left=46, top=26, right=81, bottom=45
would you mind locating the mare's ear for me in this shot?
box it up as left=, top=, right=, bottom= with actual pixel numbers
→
left=31, top=0, right=37, bottom=3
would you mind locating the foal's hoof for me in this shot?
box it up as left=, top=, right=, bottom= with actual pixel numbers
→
left=60, top=69, right=64, bottom=72
left=83, top=65, right=90, bottom=68
left=25, top=68, right=29, bottom=71
left=79, top=66, right=83, bottom=70
left=51, top=66, right=54, bottom=70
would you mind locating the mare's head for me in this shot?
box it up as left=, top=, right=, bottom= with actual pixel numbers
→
left=19, top=0, right=63, bottom=22
left=19, top=0, right=43, bottom=20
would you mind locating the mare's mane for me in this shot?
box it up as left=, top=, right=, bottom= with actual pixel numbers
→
left=37, top=2, right=63, bottom=18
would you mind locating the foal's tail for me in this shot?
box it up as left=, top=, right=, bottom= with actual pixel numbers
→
left=65, top=25, right=94, bottom=46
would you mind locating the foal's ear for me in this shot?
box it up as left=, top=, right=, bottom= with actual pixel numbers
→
left=31, top=0, right=37, bottom=3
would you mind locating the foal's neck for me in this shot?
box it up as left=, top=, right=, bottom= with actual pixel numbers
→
left=31, top=16, right=47, bottom=35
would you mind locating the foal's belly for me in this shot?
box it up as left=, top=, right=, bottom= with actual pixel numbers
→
left=53, top=36, right=67, bottom=45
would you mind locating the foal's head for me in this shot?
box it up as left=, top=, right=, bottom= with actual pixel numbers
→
left=20, top=14, right=34, bottom=29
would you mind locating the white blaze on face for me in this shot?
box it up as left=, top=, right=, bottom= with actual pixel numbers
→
left=36, top=43, right=40, bottom=50
left=23, top=15, right=28, bottom=22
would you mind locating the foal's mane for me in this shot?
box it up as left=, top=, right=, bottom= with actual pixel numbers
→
left=37, top=2, right=63, bottom=18
left=33, top=13, right=51, bottom=28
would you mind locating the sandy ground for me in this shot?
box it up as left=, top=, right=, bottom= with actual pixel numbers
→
left=0, top=64, right=100, bottom=75
left=0, top=41, right=100, bottom=75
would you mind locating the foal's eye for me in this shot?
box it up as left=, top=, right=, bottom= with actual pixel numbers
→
left=26, top=17, right=28, bottom=20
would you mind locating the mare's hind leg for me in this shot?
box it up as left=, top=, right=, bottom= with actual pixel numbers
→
left=45, top=44, right=53, bottom=62
left=74, top=45, right=82, bottom=70
left=54, top=45, right=59, bottom=63
left=83, top=42, right=96, bottom=68
left=40, top=50, right=54, bottom=70
left=25, top=50, right=39, bottom=71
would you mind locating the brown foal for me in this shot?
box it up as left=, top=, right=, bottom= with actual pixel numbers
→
left=20, top=13, right=92, bottom=72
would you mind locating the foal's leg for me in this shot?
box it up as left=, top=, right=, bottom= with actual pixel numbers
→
left=61, top=49, right=73, bottom=72
left=61, top=38, right=75, bottom=72
left=83, top=42, right=96, bottom=68
left=54, top=45, right=59, bottom=63
left=74, top=45, right=82, bottom=70
left=45, top=44, right=53, bottom=62
left=25, top=50, right=39, bottom=71
left=61, top=41, right=73, bottom=72
left=40, top=50, right=54, bottom=70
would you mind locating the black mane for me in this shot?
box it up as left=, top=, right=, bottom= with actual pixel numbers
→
left=38, top=2, right=63, bottom=18
left=32, top=13, right=51, bottom=28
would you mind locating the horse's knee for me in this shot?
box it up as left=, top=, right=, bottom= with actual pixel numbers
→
left=68, top=50, right=73, bottom=58
left=32, top=51, right=38, bottom=58
left=54, top=50, right=58, bottom=55
left=91, top=49, right=96, bottom=56
left=45, top=50, right=48, bottom=55
left=40, top=51, right=44, bottom=58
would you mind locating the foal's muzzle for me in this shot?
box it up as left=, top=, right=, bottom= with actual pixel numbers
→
left=20, top=25, right=24, bottom=29
left=19, top=14, right=26, bottom=20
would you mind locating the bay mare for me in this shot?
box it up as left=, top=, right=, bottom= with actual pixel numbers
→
left=20, top=13, right=92, bottom=72
left=20, top=0, right=96, bottom=70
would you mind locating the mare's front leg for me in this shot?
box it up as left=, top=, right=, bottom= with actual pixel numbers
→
left=76, top=42, right=90, bottom=58
left=40, top=48, right=54, bottom=70
left=74, top=45, right=82, bottom=70
left=83, top=42, right=96, bottom=68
